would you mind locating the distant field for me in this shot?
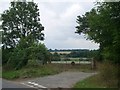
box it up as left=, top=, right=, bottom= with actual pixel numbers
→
left=61, top=58, right=80, bottom=60
left=52, top=57, right=92, bottom=64
left=61, top=58, right=91, bottom=60
left=51, top=61, right=91, bottom=64
left=50, top=51, right=71, bottom=54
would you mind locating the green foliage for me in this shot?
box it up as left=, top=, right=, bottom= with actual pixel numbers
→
left=2, top=48, right=13, bottom=65
left=67, top=50, right=97, bottom=58
left=7, top=45, right=29, bottom=70
left=28, top=43, right=51, bottom=65
left=2, top=38, right=29, bottom=69
left=50, top=49, right=99, bottom=59
left=1, top=2, right=44, bottom=49
left=76, top=2, right=120, bottom=63
left=2, top=70, right=20, bottom=79
left=1, top=2, right=48, bottom=69
left=4, top=42, right=51, bottom=70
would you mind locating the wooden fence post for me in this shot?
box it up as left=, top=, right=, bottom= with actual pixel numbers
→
left=91, top=58, right=96, bottom=69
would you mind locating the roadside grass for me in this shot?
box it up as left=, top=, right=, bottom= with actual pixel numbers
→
left=2, top=63, right=94, bottom=80
left=2, top=64, right=60, bottom=80
left=73, top=62, right=119, bottom=88
left=73, top=74, right=106, bottom=88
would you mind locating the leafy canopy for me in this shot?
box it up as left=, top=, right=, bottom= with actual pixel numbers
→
left=1, top=2, right=44, bottom=49
left=76, top=2, right=120, bottom=63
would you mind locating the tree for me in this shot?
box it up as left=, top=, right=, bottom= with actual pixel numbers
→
left=1, top=2, right=45, bottom=69
left=76, top=2, right=120, bottom=63
left=1, top=2, right=44, bottom=49
left=76, top=2, right=120, bottom=88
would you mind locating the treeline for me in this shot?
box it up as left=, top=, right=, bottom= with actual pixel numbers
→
left=67, top=50, right=98, bottom=58
left=49, top=49, right=89, bottom=52
left=50, top=50, right=98, bottom=61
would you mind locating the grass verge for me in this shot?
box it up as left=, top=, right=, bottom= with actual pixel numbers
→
left=73, top=62, right=119, bottom=88
left=2, top=64, right=94, bottom=80
left=73, top=74, right=106, bottom=88
left=2, top=64, right=61, bottom=80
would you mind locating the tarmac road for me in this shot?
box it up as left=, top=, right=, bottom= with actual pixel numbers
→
left=1, top=71, right=96, bottom=89
left=2, top=79, right=38, bottom=90
left=21, top=71, right=96, bottom=88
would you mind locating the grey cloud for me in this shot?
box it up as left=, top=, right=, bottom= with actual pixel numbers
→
left=0, top=1, right=99, bottom=50
left=38, top=2, right=99, bottom=49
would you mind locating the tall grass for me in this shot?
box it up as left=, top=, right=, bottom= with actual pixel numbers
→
left=73, top=61, right=119, bottom=88
left=2, top=64, right=61, bottom=80
left=98, top=62, right=119, bottom=88
left=73, top=74, right=106, bottom=88
left=2, top=64, right=94, bottom=80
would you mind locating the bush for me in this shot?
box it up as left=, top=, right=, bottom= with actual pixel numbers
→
left=7, top=47, right=29, bottom=70
left=2, top=48, right=14, bottom=65
left=28, top=43, right=51, bottom=65
left=3, top=41, right=51, bottom=70
left=99, top=62, right=118, bottom=87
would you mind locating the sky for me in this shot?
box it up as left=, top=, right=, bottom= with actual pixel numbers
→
left=0, top=0, right=99, bottom=50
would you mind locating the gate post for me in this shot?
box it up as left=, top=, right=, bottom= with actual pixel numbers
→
left=91, top=58, right=96, bottom=69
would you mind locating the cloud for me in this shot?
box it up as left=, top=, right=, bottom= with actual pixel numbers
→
left=37, top=2, right=99, bottom=49
left=34, top=0, right=96, bottom=2
left=0, top=1, right=99, bottom=50
left=60, top=4, right=84, bottom=19
left=0, top=1, right=10, bottom=13
left=63, top=38, right=99, bottom=49
left=45, top=37, right=99, bottom=50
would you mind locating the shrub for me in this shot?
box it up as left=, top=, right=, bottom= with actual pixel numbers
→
left=3, top=42, right=51, bottom=70
left=2, top=48, right=14, bottom=65
left=28, top=43, right=51, bottom=65
left=7, top=47, right=29, bottom=70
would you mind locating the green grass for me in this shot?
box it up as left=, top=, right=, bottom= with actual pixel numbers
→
left=2, top=70, right=20, bottom=79
left=2, top=64, right=94, bottom=80
left=2, top=64, right=61, bottom=80
left=73, top=74, right=106, bottom=88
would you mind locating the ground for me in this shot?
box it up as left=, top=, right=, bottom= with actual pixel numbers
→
left=2, top=71, right=96, bottom=89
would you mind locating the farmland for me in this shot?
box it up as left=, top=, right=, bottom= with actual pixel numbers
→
left=50, top=51, right=71, bottom=54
